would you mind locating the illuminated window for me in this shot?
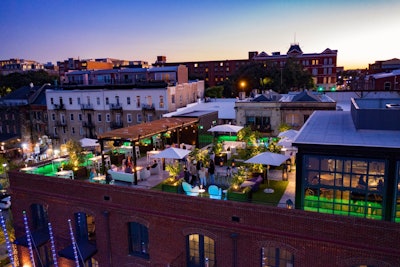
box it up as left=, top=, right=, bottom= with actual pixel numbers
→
left=159, top=96, right=164, bottom=108
left=187, top=234, right=215, bottom=267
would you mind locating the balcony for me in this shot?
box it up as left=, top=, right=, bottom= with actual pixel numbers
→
left=81, top=104, right=94, bottom=110
left=109, top=103, right=123, bottom=110
left=53, top=103, right=65, bottom=110
left=55, top=121, right=67, bottom=127
left=110, top=121, right=123, bottom=129
left=82, top=121, right=95, bottom=128
left=142, top=103, right=155, bottom=111
left=48, top=133, right=59, bottom=140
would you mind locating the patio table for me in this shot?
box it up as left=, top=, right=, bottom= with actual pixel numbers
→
left=56, top=170, right=74, bottom=179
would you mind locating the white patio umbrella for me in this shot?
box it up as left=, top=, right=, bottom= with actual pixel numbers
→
left=245, top=152, right=290, bottom=166
left=208, top=124, right=243, bottom=133
left=150, top=147, right=191, bottom=160
left=277, top=137, right=293, bottom=148
left=245, top=151, right=290, bottom=189
left=277, top=129, right=299, bottom=140
left=79, top=138, right=99, bottom=148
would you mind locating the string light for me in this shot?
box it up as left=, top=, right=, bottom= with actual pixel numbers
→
left=68, top=219, right=80, bottom=267
left=0, top=210, right=16, bottom=267
left=48, top=222, right=58, bottom=267
left=23, top=211, right=36, bottom=267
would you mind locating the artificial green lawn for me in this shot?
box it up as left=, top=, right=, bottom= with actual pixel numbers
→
left=152, top=179, right=288, bottom=206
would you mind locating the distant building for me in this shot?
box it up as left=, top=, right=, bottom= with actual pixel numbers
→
left=364, top=69, right=400, bottom=91
left=235, top=90, right=336, bottom=136
left=0, top=83, right=51, bottom=157
left=368, top=58, right=400, bottom=74
left=154, top=43, right=337, bottom=91
left=0, top=58, right=44, bottom=75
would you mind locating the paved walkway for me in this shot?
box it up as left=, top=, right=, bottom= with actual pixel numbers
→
left=268, top=167, right=296, bottom=208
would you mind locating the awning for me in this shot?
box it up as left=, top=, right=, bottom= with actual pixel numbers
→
left=97, top=117, right=198, bottom=142
left=14, top=230, right=49, bottom=247
left=58, top=241, right=97, bottom=262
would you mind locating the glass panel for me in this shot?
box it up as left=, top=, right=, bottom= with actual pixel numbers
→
left=303, top=155, right=386, bottom=221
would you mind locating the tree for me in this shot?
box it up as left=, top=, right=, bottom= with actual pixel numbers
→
left=0, top=70, right=59, bottom=96
left=223, top=59, right=315, bottom=97
left=205, top=86, right=224, bottom=98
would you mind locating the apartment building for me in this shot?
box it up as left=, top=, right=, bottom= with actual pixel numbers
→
left=154, top=43, right=338, bottom=90
left=0, top=83, right=51, bottom=157
left=46, top=80, right=204, bottom=147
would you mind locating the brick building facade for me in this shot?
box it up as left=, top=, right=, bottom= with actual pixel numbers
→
left=9, top=170, right=400, bottom=267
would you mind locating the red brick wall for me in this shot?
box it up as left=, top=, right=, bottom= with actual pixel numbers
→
left=9, top=171, right=400, bottom=267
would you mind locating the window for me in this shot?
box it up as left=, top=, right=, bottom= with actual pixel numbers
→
left=127, top=97, right=131, bottom=105
left=106, top=113, right=110, bottom=122
left=51, top=113, right=56, bottom=121
left=303, top=155, right=386, bottom=220
left=186, top=234, right=215, bottom=267
left=137, top=114, right=142, bottom=123
left=105, top=97, right=109, bottom=105
left=50, top=98, right=54, bottom=105
left=171, top=95, right=175, bottom=104
left=384, top=82, right=391, bottom=91
left=147, top=114, right=153, bottom=122
left=127, top=114, right=132, bottom=123
left=70, top=114, right=74, bottom=121
left=78, top=113, right=83, bottom=121
left=136, top=96, right=141, bottom=108
left=77, top=97, right=81, bottom=105
left=245, top=116, right=271, bottom=132
left=72, top=127, right=75, bottom=134
left=394, top=161, right=400, bottom=223
left=97, top=114, right=102, bottom=122
left=159, top=96, right=164, bottom=108
left=128, top=222, right=149, bottom=259
left=261, top=247, right=294, bottom=267
left=69, top=97, right=73, bottom=105
left=96, top=97, right=100, bottom=105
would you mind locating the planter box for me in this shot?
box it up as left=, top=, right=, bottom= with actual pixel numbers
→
left=73, top=167, right=88, bottom=180
left=161, top=180, right=183, bottom=194
left=227, top=189, right=252, bottom=202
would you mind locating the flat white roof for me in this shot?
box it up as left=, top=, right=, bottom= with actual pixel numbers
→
left=294, top=111, right=400, bottom=148
left=163, top=98, right=237, bottom=120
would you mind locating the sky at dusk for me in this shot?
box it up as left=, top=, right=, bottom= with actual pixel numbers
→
left=1, top=0, right=399, bottom=69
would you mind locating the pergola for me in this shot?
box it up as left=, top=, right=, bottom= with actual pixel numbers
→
left=97, top=117, right=199, bottom=185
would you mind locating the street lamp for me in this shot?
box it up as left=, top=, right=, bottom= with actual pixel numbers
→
left=239, top=81, right=246, bottom=100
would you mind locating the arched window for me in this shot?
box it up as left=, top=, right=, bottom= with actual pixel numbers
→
left=128, top=222, right=149, bottom=259
left=186, top=234, right=215, bottom=267
left=261, top=247, right=294, bottom=267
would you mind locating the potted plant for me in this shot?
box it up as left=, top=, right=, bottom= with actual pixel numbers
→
left=63, top=140, right=87, bottom=179
left=162, top=161, right=184, bottom=193
left=227, top=166, right=252, bottom=202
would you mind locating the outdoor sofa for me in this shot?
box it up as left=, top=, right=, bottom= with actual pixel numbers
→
left=107, top=170, right=135, bottom=184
